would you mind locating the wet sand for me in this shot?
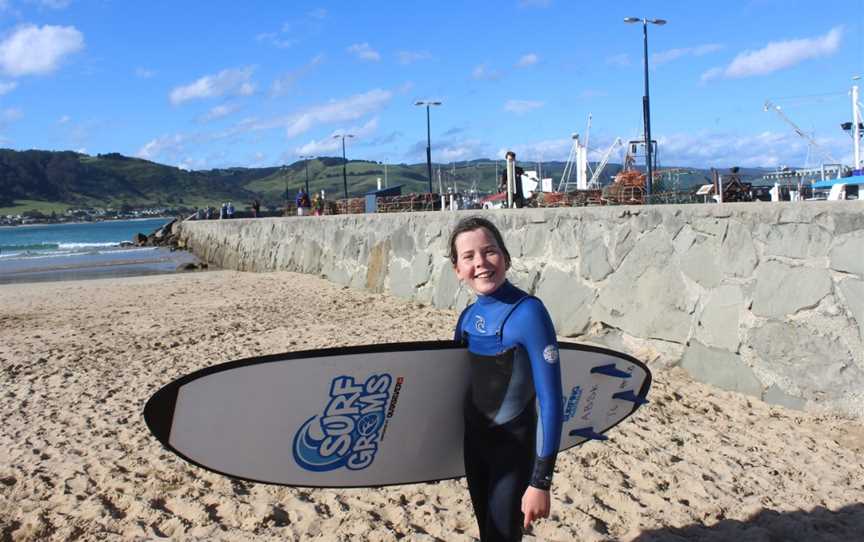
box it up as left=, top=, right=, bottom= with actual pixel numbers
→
left=1, top=270, right=862, bottom=541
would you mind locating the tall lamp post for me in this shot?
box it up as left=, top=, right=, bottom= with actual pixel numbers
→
left=299, top=155, right=313, bottom=195
left=281, top=165, right=289, bottom=214
left=415, top=100, right=442, bottom=193
left=624, top=16, right=666, bottom=199
left=332, top=134, right=355, bottom=199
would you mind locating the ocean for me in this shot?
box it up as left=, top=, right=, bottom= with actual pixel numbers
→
left=0, top=218, right=203, bottom=284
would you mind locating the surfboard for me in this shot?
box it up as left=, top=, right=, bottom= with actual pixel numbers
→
left=144, top=341, right=650, bottom=488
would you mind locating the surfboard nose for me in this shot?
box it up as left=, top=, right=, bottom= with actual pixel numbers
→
left=143, top=382, right=179, bottom=446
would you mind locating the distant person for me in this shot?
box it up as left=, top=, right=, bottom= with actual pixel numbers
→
left=312, top=193, right=324, bottom=216
left=252, top=199, right=261, bottom=218
left=500, top=151, right=525, bottom=208
left=227, top=201, right=235, bottom=219
left=296, top=189, right=311, bottom=216
left=219, top=202, right=227, bottom=219
left=205, top=206, right=213, bottom=220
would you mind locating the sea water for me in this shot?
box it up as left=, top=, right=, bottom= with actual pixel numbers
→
left=0, top=218, right=202, bottom=284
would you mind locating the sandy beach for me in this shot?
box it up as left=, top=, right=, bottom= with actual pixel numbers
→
left=1, top=269, right=863, bottom=541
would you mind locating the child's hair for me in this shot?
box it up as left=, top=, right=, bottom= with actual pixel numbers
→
left=448, top=216, right=511, bottom=268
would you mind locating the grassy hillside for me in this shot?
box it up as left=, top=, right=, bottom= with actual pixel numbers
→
left=0, top=148, right=772, bottom=214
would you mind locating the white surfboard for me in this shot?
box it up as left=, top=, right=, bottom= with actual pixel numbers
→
left=144, top=341, right=650, bottom=488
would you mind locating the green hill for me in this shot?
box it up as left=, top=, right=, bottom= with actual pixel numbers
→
left=0, top=148, right=774, bottom=214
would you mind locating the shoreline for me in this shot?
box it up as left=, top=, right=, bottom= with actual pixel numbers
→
left=1, top=270, right=862, bottom=540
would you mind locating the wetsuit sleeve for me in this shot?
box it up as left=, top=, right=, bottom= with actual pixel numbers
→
left=454, top=305, right=471, bottom=344
left=507, top=297, right=563, bottom=490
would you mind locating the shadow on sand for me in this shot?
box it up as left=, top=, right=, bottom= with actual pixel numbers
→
left=631, top=503, right=864, bottom=542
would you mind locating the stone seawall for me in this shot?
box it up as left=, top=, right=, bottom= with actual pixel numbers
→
left=179, top=202, right=864, bottom=418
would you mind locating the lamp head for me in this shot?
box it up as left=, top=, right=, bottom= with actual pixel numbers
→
left=650, top=18, right=667, bottom=25
left=623, top=17, right=641, bottom=23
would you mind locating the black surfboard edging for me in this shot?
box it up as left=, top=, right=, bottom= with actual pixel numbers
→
left=141, top=339, right=652, bottom=489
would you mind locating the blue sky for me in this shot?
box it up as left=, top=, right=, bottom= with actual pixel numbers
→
left=0, top=0, right=862, bottom=170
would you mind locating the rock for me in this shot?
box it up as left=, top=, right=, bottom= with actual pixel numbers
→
left=176, top=262, right=198, bottom=271
left=838, top=278, right=864, bottom=341
left=579, top=223, right=612, bottom=282
left=762, top=223, right=831, bottom=259
left=535, top=266, right=594, bottom=336
left=680, top=340, right=762, bottom=398
left=751, top=321, right=864, bottom=404
left=680, top=237, right=722, bottom=288
left=763, top=384, right=806, bottom=410
left=432, top=261, right=461, bottom=309
left=593, top=228, right=692, bottom=343
left=133, top=233, right=148, bottom=246
left=390, top=226, right=414, bottom=259
left=830, top=231, right=864, bottom=277
left=751, top=261, right=832, bottom=319
left=695, top=284, right=742, bottom=352
left=719, top=221, right=757, bottom=278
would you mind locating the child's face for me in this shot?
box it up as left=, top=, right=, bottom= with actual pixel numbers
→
left=453, top=227, right=507, bottom=296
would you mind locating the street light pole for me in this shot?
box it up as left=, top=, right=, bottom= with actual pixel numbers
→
left=333, top=134, right=355, bottom=199
left=415, top=100, right=442, bottom=193
left=281, top=165, right=288, bottom=215
left=300, top=155, right=313, bottom=195
left=625, top=16, right=666, bottom=200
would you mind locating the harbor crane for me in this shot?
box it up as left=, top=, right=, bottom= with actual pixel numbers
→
left=587, top=137, right=624, bottom=189
left=763, top=100, right=836, bottom=164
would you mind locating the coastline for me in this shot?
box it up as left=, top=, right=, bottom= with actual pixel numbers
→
left=0, top=270, right=862, bottom=540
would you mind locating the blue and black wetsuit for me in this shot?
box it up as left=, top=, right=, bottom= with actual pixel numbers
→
left=455, top=281, right=563, bottom=541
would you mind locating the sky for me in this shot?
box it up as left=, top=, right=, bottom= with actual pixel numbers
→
left=0, top=0, right=862, bottom=171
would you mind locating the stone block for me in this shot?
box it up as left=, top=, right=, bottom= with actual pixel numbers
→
left=763, top=223, right=831, bottom=259
left=751, top=261, right=832, bottom=319
left=672, top=225, right=697, bottom=254
left=549, top=224, right=579, bottom=260
left=751, top=321, right=863, bottom=399
left=719, top=221, right=757, bottom=278
left=535, top=266, right=594, bottom=336
left=695, top=284, right=742, bottom=352
left=680, top=238, right=722, bottom=288
left=692, top=217, right=727, bottom=238
left=680, top=341, right=762, bottom=397
left=830, top=231, right=864, bottom=276
left=390, top=226, right=415, bottom=259
left=433, top=262, right=461, bottom=309
left=521, top=223, right=549, bottom=259
left=838, top=278, right=864, bottom=341
left=763, top=384, right=806, bottom=410
left=579, top=234, right=612, bottom=282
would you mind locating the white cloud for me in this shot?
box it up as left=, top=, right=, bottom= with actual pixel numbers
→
left=169, top=67, right=255, bottom=105
left=504, top=99, right=544, bottom=115
left=256, top=32, right=295, bottom=49
left=294, top=118, right=379, bottom=156
left=270, top=54, right=324, bottom=97
left=199, top=103, right=240, bottom=123
left=308, top=8, right=327, bottom=19
left=605, top=53, right=631, bottom=68
left=516, top=53, right=538, bottom=68
left=347, top=42, right=380, bottom=62
left=397, top=50, right=431, bottom=65
left=471, top=64, right=501, bottom=80
left=0, top=24, right=84, bottom=76
left=652, top=43, right=723, bottom=65
left=284, top=89, right=391, bottom=138
left=498, top=138, right=572, bottom=162
left=57, top=114, right=70, bottom=124
left=0, top=107, right=21, bottom=123
left=702, top=26, right=842, bottom=82
left=135, top=67, right=155, bottom=78
left=136, top=133, right=188, bottom=161
left=0, top=80, right=16, bottom=95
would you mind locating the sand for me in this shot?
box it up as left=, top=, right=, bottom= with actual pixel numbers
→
left=1, top=270, right=863, bottom=541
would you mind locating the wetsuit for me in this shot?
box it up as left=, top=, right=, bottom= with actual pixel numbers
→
left=455, top=281, right=563, bottom=541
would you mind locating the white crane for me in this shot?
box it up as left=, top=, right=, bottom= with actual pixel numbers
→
left=587, top=137, right=624, bottom=188
left=764, top=100, right=836, bottom=164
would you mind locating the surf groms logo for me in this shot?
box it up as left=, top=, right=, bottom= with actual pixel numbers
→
left=293, top=374, right=395, bottom=472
